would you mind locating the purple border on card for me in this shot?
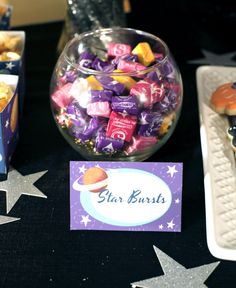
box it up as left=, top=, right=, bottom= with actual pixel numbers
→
left=70, top=161, right=182, bottom=232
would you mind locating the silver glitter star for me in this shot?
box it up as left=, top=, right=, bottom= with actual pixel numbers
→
left=188, top=50, right=236, bottom=66
left=131, top=246, right=220, bottom=288
left=0, top=168, right=47, bottom=213
left=0, top=215, right=20, bottom=225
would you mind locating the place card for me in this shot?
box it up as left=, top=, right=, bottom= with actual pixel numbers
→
left=70, top=161, right=183, bottom=232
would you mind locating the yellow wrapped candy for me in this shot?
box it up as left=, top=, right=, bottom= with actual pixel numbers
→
left=132, top=42, right=155, bottom=66
left=86, top=75, right=103, bottom=90
left=159, top=112, right=176, bottom=135
left=112, top=69, right=136, bottom=90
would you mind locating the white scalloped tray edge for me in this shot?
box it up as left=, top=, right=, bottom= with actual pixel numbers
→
left=196, top=65, right=236, bottom=261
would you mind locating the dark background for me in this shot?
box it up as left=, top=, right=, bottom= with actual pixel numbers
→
left=0, top=0, right=236, bottom=287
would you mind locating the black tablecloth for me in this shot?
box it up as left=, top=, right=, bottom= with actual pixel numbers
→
left=1, top=1, right=236, bottom=287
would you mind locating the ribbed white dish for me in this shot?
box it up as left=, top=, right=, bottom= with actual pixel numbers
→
left=197, top=65, right=236, bottom=261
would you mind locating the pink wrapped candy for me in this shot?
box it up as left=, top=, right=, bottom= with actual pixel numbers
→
left=87, top=101, right=111, bottom=117
left=106, top=111, right=137, bottom=142
left=130, top=78, right=165, bottom=107
left=125, top=135, right=158, bottom=155
left=108, top=43, right=132, bottom=57
left=51, top=83, right=73, bottom=109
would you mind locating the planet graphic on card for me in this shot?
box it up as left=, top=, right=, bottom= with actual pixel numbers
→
left=73, top=166, right=108, bottom=193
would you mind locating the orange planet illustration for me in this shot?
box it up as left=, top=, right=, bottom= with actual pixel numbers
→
left=82, top=166, right=108, bottom=192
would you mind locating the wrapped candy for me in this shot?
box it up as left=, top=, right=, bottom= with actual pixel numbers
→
left=51, top=83, right=73, bottom=109
left=111, top=54, right=138, bottom=66
left=66, top=101, right=89, bottom=127
left=125, top=135, right=158, bottom=155
left=132, top=42, right=155, bottom=66
left=117, top=59, right=146, bottom=73
left=86, top=75, right=103, bottom=90
left=146, top=70, right=161, bottom=84
left=111, top=70, right=136, bottom=90
left=108, top=43, right=132, bottom=57
left=78, top=51, right=96, bottom=68
left=111, top=95, right=139, bottom=115
left=154, top=89, right=179, bottom=114
left=95, top=132, right=124, bottom=153
left=130, top=78, right=165, bottom=108
left=96, top=76, right=125, bottom=95
left=138, top=110, right=163, bottom=137
left=106, top=111, right=137, bottom=142
left=87, top=101, right=111, bottom=117
left=91, top=57, right=110, bottom=71
left=73, top=116, right=106, bottom=142
left=90, top=90, right=113, bottom=103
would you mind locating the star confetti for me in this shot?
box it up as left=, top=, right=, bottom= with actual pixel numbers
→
left=188, top=50, right=236, bottom=66
left=131, top=246, right=220, bottom=288
left=0, top=167, right=47, bottom=214
left=0, top=215, right=20, bottom=225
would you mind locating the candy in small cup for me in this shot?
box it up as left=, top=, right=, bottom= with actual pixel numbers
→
left=0, top=75, right=19, bottom=174
left=50, top=28, right=183, bottom=161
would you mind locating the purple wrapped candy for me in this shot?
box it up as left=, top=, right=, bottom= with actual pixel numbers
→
left=146, top=70, right=161, bottom=84
left=73, top=117, right=107, bottom=142
left=102, top=63, right=117, bottom=73
left=91, top=90, right=113, bottom=103
left=59, top=70, right=77, bottom=85
left=65, top=70, right=77, bottom=82
left=78, top=51, right=96, bottom=68
left=138, top=110, right=163, bottom=136
left=111, top=96, right=139, bottom=115
left=92, top=57, right=110, bottom=71
left=66, top=101, right=89, bottom=127
left=159, top=59, right=174, bottom=77
left=95, top=133, right=124, bottom=153
left=96, top=76, right=125, bottom=95
left=154, top=90, right=178, bottom=113
left=123, top=54, right=139, bottom=62
left=111, top=54, right=138, bottom=66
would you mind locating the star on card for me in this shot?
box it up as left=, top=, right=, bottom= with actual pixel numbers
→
left=159, top=224, right=164, bottom=230
left=167, top=219, right=175, bottom=229
left=167, top=165, right=178, bottom=177
left=80, top=215, right=91, bottom=227
left=79, top=165, right=86, bottom=174
left=175, top=198, right=180, bottom=204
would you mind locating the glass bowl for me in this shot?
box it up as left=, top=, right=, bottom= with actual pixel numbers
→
left=50, top=27, right=183, bottom=161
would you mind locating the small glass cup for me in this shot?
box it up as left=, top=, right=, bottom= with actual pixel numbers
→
left=50, top=28, right=183, bottom=161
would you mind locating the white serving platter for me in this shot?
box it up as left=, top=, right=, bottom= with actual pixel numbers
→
left=197, top=65, right=236, bottom=261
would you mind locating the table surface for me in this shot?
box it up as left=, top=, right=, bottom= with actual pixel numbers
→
left=1, top=2, right=236, bottom=287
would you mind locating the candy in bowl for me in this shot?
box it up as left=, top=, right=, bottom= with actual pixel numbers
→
left=50, top=28, right=183, bottom=161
